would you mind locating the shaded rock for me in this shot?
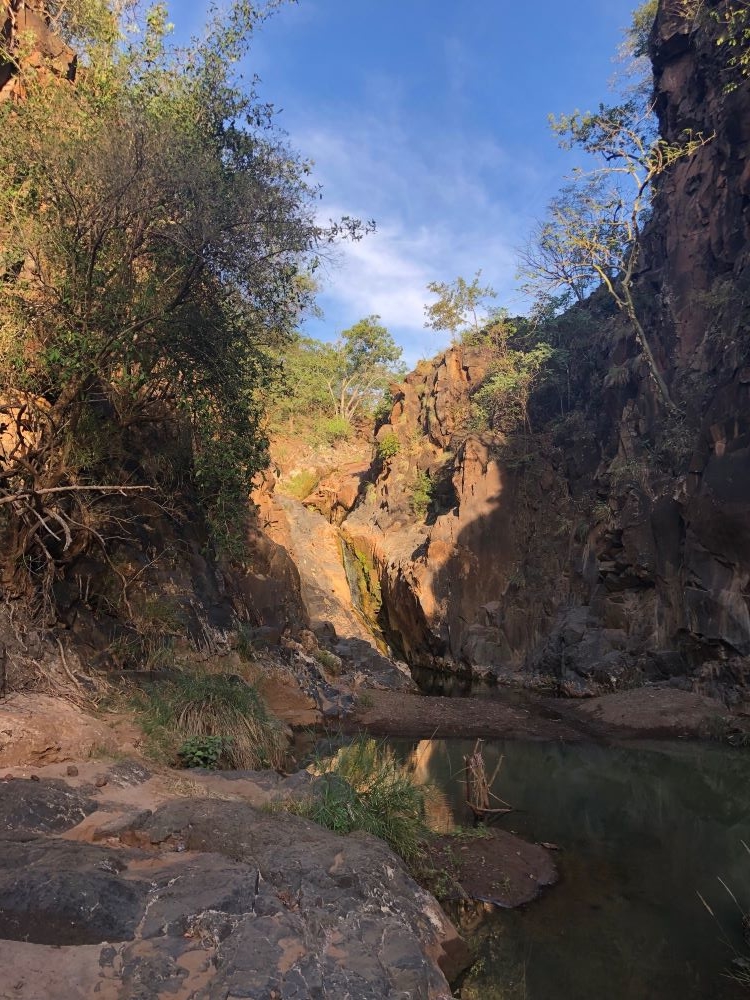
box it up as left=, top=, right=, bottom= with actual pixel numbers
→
left=425, top=829, right=558, bottom=908
left=0, top=778, right=97, bottom=833
left=577, top=686, right=726, bottom=736
left=0, top=839, right=141, bottom=945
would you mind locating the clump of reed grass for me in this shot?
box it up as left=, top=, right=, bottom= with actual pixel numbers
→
left=286, top=735, right=427, bottom=862
left=139, top=671, right=287, bottom=771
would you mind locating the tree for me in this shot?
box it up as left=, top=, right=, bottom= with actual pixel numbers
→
left=424, top=271, right=497, bottom=343
left=518, top=183, right=616, bottom=307
left=325, top=316, right=403, bottom=423
left=0, top=0, right=366, bottom=602
left=522, top=101, right=710, bottom=409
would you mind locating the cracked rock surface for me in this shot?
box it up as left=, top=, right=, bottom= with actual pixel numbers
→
left=0, top=774, right=467, bottom=999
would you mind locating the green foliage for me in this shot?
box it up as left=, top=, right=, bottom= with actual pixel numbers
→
left=628, top=0, right=658, bottom=58
left=472, top=343, right=555, bottom=433
left=267, top=321, right=402, bottom=437
left=235, top=624, right=257, bottom=663
left=288, top=736, right=427, bottom=862
left=410, top=471, right=434, bottom=518
left=139, top=670, right=287, bottom=770
left=317, top=415, right=353, bottom=444
left=424, top=270, right=498, bottom=342
left=178, top=735, right=232, bottom=769
left=376, top=431, right=401, bottom=461
left=313, top=648, right=343, bottom=674
left=0, top=0, right=367, bottom=600
left=714, top=3, right=750, bottom=91
left=281, top=470, right=320, bottom=500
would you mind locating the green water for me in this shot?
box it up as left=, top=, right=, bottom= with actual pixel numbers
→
left=401, top=738, right=750, bottom=1000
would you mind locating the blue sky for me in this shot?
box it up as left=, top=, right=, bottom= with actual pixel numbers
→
left=168, top=0, right=641, bottom=364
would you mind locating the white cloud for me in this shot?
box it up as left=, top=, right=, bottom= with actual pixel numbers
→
left=287, top=94, right=556, bottom=364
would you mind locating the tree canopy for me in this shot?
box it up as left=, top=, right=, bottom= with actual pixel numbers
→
left=268, top=317, right=403, bottom=436
left=0, top=0, right=365, bottom=602
left=424, top=271, right=498, bottom=344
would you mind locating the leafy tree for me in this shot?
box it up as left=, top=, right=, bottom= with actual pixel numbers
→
left=326, top=316, right=404, bottom=423
left=522, top=101, right=710, bottom=409
left=0, top=0, right=365, bottom=602
left=267, top=335, right=338, bottom=433
left=472, top=339, right=555, bottom=433
left=518, top=183, right=616, bottom=307
left=424, top=271, right=498, bottom=343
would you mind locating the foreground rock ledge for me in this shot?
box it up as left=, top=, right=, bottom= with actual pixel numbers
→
left=0, top=777, right=469, bottom=1000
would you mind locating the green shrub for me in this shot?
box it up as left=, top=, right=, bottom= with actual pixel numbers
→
left=282, top=470, right=320, bottom=499
left=287, top=736, right=426, bottom=862
left=317, top=416, right=352, bottom=444
left=139, top=671, right=287, bottom=770
left=313, top=648, right=343, bottom=674
left=410, top=471, right=433, bottom=518
left=178, top=735, right=232, bottom=769
left=376, top=432, right=400, bottom=461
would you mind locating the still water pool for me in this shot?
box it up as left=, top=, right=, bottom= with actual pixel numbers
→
left=395, top=738, right=750, bottom=1000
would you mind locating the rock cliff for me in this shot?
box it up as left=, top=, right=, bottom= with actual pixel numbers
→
left=340, top=0, right=750, bottom=702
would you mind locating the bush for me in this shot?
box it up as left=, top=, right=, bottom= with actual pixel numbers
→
left=282, top=470, right=320, bottom=500
left=410, top=471, right=433, bottom=518
left=376, top=432, right=401, bottom=461
left=139, top=671, right=287, bottom=770
left=317, top=416, right=352, bottom=444
left=287, top=736, right=426, bottom=862
left=178, top=735, right=232, bottom=769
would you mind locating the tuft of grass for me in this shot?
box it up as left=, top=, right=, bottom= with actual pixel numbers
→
left=313, top=648, right=343, bottom=675
left=285, top=736, right=426, bottom=862
left=282, top=469, right=320, bottom=500
left=235, top=623, right=257, bottom=663
left=138, top=671, right=287, bottom=771
left=356, top=691, right=375, bottom=710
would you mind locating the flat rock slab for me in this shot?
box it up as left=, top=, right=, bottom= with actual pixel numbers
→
left=0, top=792, right=467, bottom=999
left=352, top=690, right=588, bottom=741
left=577, top=686, right=726, bottom=736
left=0, top=778, right=98, bottom=833
left=425, top=829, right=558, bottom=908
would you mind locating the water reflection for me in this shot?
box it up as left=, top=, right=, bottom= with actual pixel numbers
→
left=396, top=738, right=750, bottom=1000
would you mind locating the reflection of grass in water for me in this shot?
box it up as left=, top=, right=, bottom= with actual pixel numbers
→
left=459, top=919, right=527, bottom=1000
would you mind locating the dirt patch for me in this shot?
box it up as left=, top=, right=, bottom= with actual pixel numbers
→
left=0, top=693, right=115, bottom=767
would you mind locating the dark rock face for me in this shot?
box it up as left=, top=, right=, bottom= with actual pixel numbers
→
left=0, top=839, right=142, bottom=945
left=0, top=777, right=97, bottom=833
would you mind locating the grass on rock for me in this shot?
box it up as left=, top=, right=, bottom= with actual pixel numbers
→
left=139, top=670, right=287, bottom=770
left=285, top=735, right=427, bottom=862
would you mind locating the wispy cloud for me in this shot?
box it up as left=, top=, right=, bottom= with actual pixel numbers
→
left=297, top=112, right=544, bottom=364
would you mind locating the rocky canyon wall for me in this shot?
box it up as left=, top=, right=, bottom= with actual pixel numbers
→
left=339, top=0, right=750, bottom=702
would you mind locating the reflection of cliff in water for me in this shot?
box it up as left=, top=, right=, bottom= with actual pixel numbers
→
left=401, top=736, right=750, bottom=1000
